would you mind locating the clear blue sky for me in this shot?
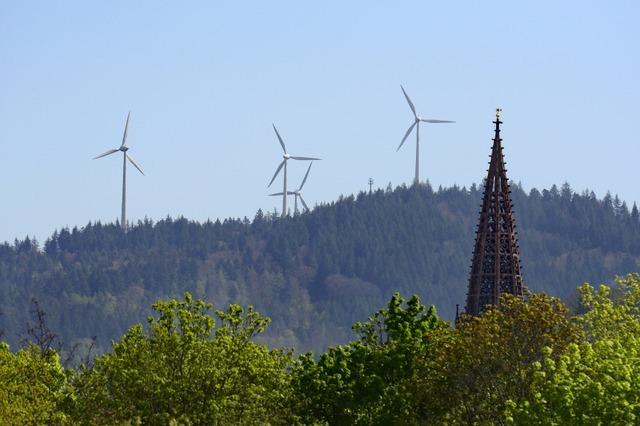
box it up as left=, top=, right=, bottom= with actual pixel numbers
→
left=1, top=1, right=638, bottom=243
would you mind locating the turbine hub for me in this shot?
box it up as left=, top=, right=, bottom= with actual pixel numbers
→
left=283, top=153, right=290, bottom=159
left=120, top=146, right=129, bottom=152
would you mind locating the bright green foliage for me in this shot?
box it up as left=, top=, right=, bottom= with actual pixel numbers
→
left=292, top=292, right=445, bottom=425
left=71, top=293, right=293, bottom=425
left=414, top=293, right=583, bottom=424
left=4, top=275, right=640, bottom=424
left=0, top=343, right=70, bottom=425
left=577, top=273, right=640, bottom=340
left=506, top=274, right=640, bottom=424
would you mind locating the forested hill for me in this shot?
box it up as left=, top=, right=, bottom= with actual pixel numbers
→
left=1, top=182, right=640, bottom=354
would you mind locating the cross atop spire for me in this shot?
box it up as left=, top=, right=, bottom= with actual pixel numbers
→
left=465, top=109, right=524, bottom=316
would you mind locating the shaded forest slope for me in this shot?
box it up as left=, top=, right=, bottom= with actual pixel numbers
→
left=1, top=182, right=639, bottom=353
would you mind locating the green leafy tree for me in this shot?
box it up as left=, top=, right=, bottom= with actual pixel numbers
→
left=415, top=293, right=583, bottom=424
left=0, top=343, right=70, bottom=425
left=72, top=293, right=293, bottom=425
left=506, top=274, right=640, bottom=424
left=292, top=292, right=445, bottom=425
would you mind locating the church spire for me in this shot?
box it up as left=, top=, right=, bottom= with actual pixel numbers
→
left=465, top=109, right=524, bottom=316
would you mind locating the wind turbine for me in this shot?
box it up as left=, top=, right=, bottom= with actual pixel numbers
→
left=270, top=161, right=314, bottom=214
left=93, top=112, right=144, bottom=232
left=268, top=124, right=320, bottom=217
left=397, top=85, right=454, bottom=185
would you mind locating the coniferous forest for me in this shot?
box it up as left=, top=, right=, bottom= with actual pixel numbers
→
left=1, top=182, right=639, bottom=355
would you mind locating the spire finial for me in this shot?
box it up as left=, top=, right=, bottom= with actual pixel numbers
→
left=496, top=108, right=502, bottom=120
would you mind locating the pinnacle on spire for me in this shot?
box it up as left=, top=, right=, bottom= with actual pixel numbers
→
left=493, top=108, right=502, bottom=139
left=465, top=109, right=524, bottom=316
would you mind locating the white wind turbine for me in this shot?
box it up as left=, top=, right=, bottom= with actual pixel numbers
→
left=397, top=85, right=454, bottom=185
left=268, top=124, right=320, bottom=217
left=270, top=161, right=314, bottom=214
left=93, top=112, right=145, bottom=232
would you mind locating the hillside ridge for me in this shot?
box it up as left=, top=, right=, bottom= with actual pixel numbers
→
left=1, top=182, right=639, bottom=353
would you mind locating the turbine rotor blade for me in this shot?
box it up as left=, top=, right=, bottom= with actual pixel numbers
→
left=397, top=121, right=417, bottom=151
left=121, top=112, right=131, bottom=147
left=269, top=192, right=284, bottom=196
left=299, top=162, right=313, bottom=190
left=93, top=148, right=119, bottom=159
left=421, top=119, right=455, bottom=123
left=400, top=85, right=417, bottom=118
left=268, top=160, right=285, bottom=187
left=272, top=124, right=287, bottom=154
left=299, top=195, right=309, bottom=211
left=127, top=154, right=145, bottom=175
left=290, top=156, right=321, bottom=161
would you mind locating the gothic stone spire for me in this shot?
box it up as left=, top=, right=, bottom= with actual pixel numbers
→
left=465, top=109, right=524, bottom=316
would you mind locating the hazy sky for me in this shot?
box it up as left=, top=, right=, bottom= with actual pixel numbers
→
left=1, top=1, right=638, bottom=243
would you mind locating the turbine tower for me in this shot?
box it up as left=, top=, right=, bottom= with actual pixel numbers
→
left=397, top=85, right=454, bottom=185
left=270, top=161, right=314, bottom=214
left=93, top=112, right=145, bottom=232
left=268, top=124, right=320, bottom=217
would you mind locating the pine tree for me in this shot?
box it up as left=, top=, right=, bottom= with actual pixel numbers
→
left=632, top=203, right=639, bottom=223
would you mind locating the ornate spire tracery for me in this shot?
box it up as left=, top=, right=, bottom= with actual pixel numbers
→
left=465, top=109, right=524, bottom=316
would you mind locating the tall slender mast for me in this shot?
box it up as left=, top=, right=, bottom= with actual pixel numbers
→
left=465, top=109, right=524, bottom=315
left=282, top=160, right=288, bottom=218
left=415, top=122, right=420, bottom=185
left=121, top=152, right=127, bottom=232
